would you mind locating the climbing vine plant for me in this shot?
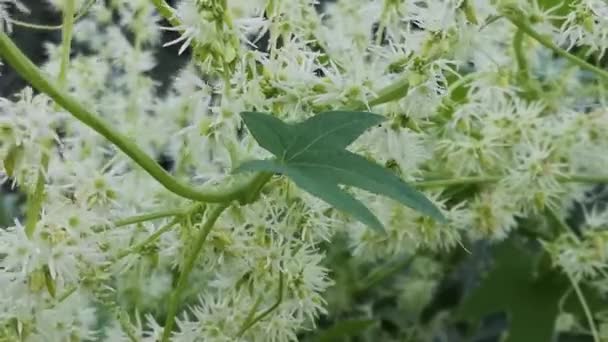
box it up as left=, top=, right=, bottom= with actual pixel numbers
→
left=0, top=0, right=607, bottom=341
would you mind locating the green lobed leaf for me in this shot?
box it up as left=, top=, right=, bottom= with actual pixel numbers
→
left=235, top=159, right=384, bottom=231
left=290, top=150, right=446, bottom=222
left=285, top=111, right=385, bottom=160
left=285, top=166, right=385, bottom=232
left=238, top=110, right=445, bottom=230
left=456, top=238, right=560, bottom=342
left=456, top=237, right=606, bottom=342
left=240, top=112, right=294, bottom=156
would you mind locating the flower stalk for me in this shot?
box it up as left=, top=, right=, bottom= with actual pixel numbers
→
left=503, top=8, right=608, bottom=82
left=24, top=149, right=49, bottom=238
left=24, top=0, right=75, bottom=238
left=161, top=203, right=229, bottom=341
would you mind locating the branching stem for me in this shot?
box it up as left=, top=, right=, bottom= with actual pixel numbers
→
left=112, top=206, right=195, bottom=228
left=236, top=272, right=284, bottom=337
left=503, top=9, right=608, bottom=82
left=566, top=272, right=600, bottom=342
left=115, top=217, right=181, bottom=260
left=513, top=29, right=529, bottom=80
left=414, top=176, right=501, bottom=188
left=58, top=0, right=75, bottom=87
left=161, top=203, right=229, bottom=341
left=24, top=0, right=75, bottom=238
left=151, top=0, right=181, bottom=27
left=413, top=174, right=608, bottom=189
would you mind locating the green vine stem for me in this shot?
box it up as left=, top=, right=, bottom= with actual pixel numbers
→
left=239, top=172, right=273, bottom=204
left=44, top=285, right=78, bottom=309
left=24, top=0, right=75, bottom=238
left=24, top=150, right=49, bottom=238
left=236, top=271, right=284, bottom=337
left=0, top=32, right=267, bottom=203
left=106, top=172, right=608, bottom=232
left=502, top=8, right=608, bottom=82
left=446, top=71, right=483, bottom=95
left=238, top=297, right=263, bottom=335
left=513, top=29, right=529, bottom=80
left=8, top=19, right=64, bottom=31
left=161, top=203, right=229, bottom=341
left=58, top=0, right=75, bottom=87
left=112, top=205, right=197, bottom=228
left=545, top=205, right=573, bottom=238
left=368, top=75, right=410, bottom=107
left=561, top=174, right=608, bottom=183
left=114, top=217, right=181, bottom=260
left=414, top=174, right=608, bottom=189
left=151, top=0, right=181, bottom=27
left=414, top=176, right=501, bottom=189
left=566, top=271, right=601, bottom=342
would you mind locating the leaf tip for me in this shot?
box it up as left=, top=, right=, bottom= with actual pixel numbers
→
left=423, top=206, right=448, bottom=224
left=239, top=111, right=254, bottom=120
left=368, top=217, right=386, bottom=234
left=434, top=211, right=448, bottom=224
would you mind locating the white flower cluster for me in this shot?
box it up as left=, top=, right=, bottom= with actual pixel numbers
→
left=559, top=0, right=608, bottom=59
left=0, top=0, right=607, bottom=340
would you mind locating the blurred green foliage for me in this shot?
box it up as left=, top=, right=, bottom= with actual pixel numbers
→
left=457, top=237, right=606, bottom=341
